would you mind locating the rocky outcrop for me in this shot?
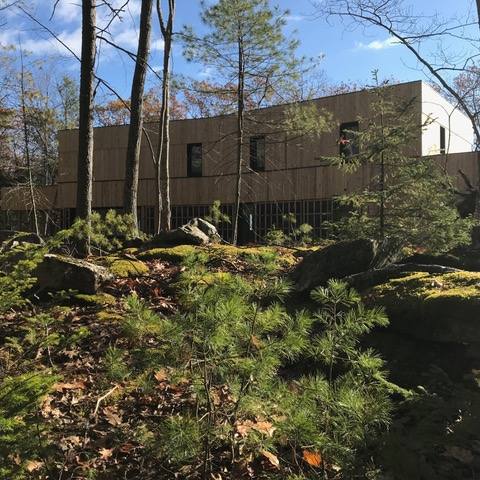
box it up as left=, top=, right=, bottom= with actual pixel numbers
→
left=34, top=254, right=114, bottom=295
left=370, top=271, right=480, bottom=343
left=291, top=237, right=403, bottom=292
left=153, top=218, right=221, bottom=246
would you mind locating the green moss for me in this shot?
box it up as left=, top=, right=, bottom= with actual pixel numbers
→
left=370, top=271, right=480, bottom=342
left=74, top=293, right=116, bottom=307
left=97, top=310, right=123, bottom=322
left=109, top=259, right=149, bottom=277
left=137, top=245, right=199, bottom=262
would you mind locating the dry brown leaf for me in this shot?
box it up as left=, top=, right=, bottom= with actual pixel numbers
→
left=154, top=369, right=168, bottom=383
left=103, top=407, right=123, bottom=426
left=260, top=449, right=280, bottom=469
left=237, top=420, right=276, bottom=438
left=52, top=378, right=86, bottom=392
left=25, top=460, right=44, bottom=472
left=99, top=448, right=115, bottom=460
left=251, top=420, right=276, bottom=437
left=119, top=443, right=135, bottom=453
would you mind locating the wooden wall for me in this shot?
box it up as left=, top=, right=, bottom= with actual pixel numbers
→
left=6, top=80, right=474, bottom=214
left=54, top=81, right=435, bottom=209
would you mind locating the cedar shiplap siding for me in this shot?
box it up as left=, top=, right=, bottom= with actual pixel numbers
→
left=1, top=80, right=476, bottom=237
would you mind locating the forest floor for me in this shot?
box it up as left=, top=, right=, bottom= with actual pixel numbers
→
left=1, top=245, right=480, bottom=479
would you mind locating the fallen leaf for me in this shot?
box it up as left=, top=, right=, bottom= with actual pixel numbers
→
left=260, top=449, right=280, bottom=469
left=99, top=448, right=115, bottom=460
left=26, top=460, right=44, bottom=472
left=103, top=407, right=123, bottom=426
left=52, top=378, right=86, bottom=392
left=237, top=420, right=276, bottom=438
left=154, top=369, right=168, bottom=383
left=119, top=443, right=135, bottom=453
left=303, top=449, right=322, bottom=467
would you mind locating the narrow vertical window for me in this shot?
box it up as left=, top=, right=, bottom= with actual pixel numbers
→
left=440, top=125, right=446, bottom=154
left=187, top=143, right=202, bottom=177
left=250, top=135, right=265, bottom=172
left=339, top=122, right=359, bottom=158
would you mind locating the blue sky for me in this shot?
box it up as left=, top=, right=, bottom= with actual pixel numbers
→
left=1, top=0, right=477, bottom=99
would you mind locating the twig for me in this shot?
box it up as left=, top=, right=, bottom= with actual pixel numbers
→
left=93, top=385, right=119, bottom=416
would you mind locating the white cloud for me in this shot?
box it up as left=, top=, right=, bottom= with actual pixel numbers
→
left=151, top=37, right=165, bottom=52
left=285, top=14, right=305, bottom=22
left=355, top=37, right=397, bottom=51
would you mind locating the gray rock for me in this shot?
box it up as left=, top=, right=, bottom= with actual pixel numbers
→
left=291, top=237, right=403, bottom=292
left=0, top=232, right=44, bottom=253
left=153, top=218, right=221, bottom=246
left=33, top=254, right=114, bottom=295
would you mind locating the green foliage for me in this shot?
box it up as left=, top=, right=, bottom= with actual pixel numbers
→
left=103, top=345, right=131, bottom=382
left=120, top=295, right=163, bottom=346
left=204, top=199, right=231, bottom=227
left=323, top=73, right=472, bottom=253
left=265, top=217, right=315, bottom=246
left=275, top=279, right=393, bottom=475
left=264, top=225, right=288, bottom=245
left=56, top=210, right=138, bottom=256
left=0, top=245, right=44, bottom=313
left=0, top=372, right=58, bottom=479
left=121, top=265, right=394, bottom=477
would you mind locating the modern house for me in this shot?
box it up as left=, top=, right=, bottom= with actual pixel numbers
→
left=0, top=80, right=476, bottom=243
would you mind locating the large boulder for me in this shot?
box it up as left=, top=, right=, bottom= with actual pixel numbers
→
left=153, top=218, right=221, bottom=246
left=291, top=237, right=403, bottom=293
left=369, top=271, right=480, bottom=343
left=34, top=254, right=114, bottom=295
left=0, top=231, right=44, bottom=253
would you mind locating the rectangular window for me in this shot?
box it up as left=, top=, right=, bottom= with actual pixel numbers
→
left=250, top=136, right=265, bottom=172
left=339, top=122, right=359, bottom=158
left=187, top=143, right=202, bottom=177
left=440, top=125, right=446, bottom=154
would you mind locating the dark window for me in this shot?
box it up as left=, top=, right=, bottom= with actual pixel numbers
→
left=440, top=126, right=446, bottom=154
left=187, top=143, right=202, bottom=177
left=339, top=122, right=359, bottom=158
left=250, top=136, right=265, bottom=171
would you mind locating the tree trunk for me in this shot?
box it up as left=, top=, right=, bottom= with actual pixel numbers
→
left=123, top=0, right=154, bottom=234
left=76, top=0, right=96, bottom=254
left=156, top=0, right=175, bottom=233
left=19, top=52, right=39, bottom=236
left=232, top=39, right=245, bottom=246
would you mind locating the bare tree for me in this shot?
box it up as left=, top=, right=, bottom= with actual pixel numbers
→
left=75, top=0, right=96, bottom=254
left=155, top=0, right=175, bottom=233
left=123, top=0, right=154, bottom=233
left=18, top=49, right=39, bottom=235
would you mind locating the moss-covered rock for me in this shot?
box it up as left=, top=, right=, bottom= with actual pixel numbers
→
left=137, top=245, right=199, bottom=262
left=370, top=271, right=480, bottom=343
left=103, top=257, right=150, bottom=277
left=73, top=293, right=116, bottom=307
left=137, top=244, right=297, bottom=266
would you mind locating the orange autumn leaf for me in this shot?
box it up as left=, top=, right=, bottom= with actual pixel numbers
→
left=303, top=449, right=322, bottom=467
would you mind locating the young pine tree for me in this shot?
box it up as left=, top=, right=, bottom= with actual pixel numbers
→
left=327, top=72, right=471, bottom=253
